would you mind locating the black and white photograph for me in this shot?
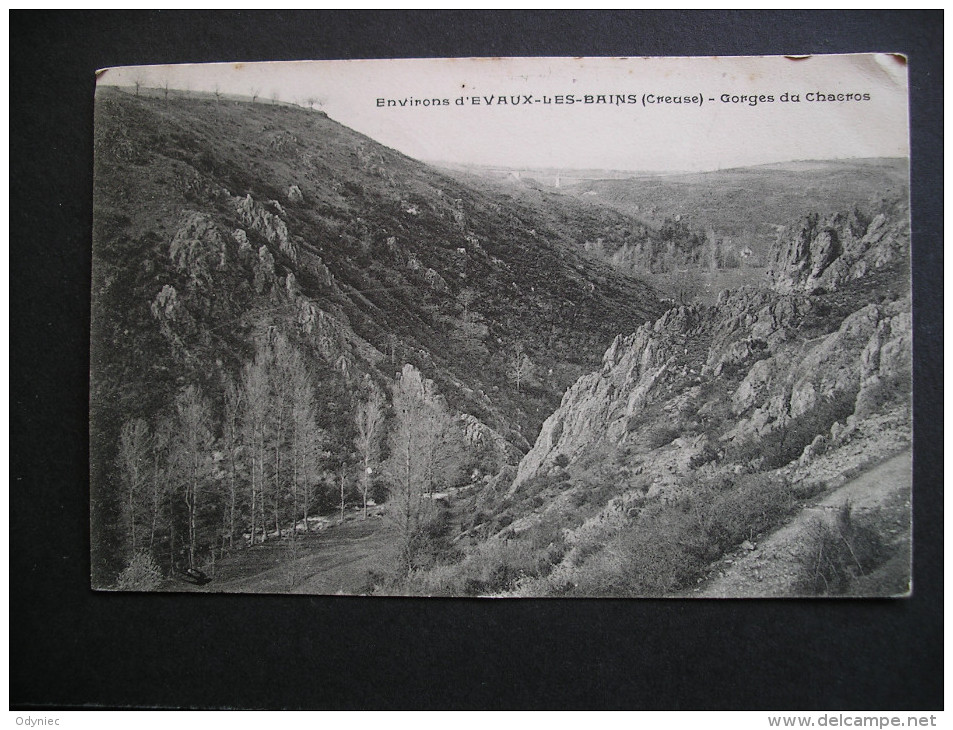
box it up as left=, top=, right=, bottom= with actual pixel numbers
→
left=90, top=54, right=912, bottom=598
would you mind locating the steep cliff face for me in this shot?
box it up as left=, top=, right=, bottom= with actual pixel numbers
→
left=91, top=86, right=665, bottom=458
left=725, top=297, right=911, bottom=444
left=769, top=200, right=909, bottom=294
left=91, top=87, right=671, bottom=581
left=512, top=201, right=911, bottom=489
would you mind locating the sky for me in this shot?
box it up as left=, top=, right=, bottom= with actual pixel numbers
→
left=99, top=54, right=910, bottom=173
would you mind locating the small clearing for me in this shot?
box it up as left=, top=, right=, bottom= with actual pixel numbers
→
left=164, top=515, right=395, bottom=595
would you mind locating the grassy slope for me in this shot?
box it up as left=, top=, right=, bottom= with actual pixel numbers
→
left=91, top=87, right=667, bottom=580
left=697, top=450, right=912, bottom=597
left=92, top=86, right=667, bottom=437
left=398, top=208, right=911, bottom=597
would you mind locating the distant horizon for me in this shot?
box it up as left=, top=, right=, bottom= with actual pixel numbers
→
left=424, top=154, right=910, bottom=177
left=103, top=82, right=910, bottom=178
left=99, top=55, right=909, bottom=173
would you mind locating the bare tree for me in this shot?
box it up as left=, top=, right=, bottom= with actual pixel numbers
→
left=241, top=347, right=270, bottom=546
left=222, top=378, right=244, bottom=550
left=507, top=342, right=535, bottom=393
left=354, top=384, right=385, bottom=519
left=132, top=76, right=143, bottom=97
left=384, top=365, right=460, bottom=574
left=454, top=288, right=489, bottom=358
left=213, top=84, right=223, bottom=104
left=671, top=268, right=704, bottom=306
left=288, top=348, right=323, bottom=534
left=149, top=415, right=173, bottom=552
left=161, top=78, right=171, bottom=101
left=271, top=91, right=280, bottom=106
left=338, top=468, right=348, bottom=524
left=170, top=384, right=214, bottom=570
left=268, top=334, right=301, bottom=539
left=250, top=87, right=261, bottom=104
left=118, top=418, right=150, bottom=556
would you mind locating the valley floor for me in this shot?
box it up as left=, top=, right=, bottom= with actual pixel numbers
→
left=160, top=448, right=912, bottom=598
left=161, top=407, right=914, bottom=598
left=163, top=516, right=394, bottom=595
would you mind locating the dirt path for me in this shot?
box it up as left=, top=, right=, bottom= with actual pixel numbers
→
left=168, top=516, right=394, bottom=595
left=696, top=450, right=912, bottom=598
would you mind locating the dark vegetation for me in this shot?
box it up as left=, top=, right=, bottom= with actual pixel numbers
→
left=92, top=85, right=911, bottom=597
left=719, top=390, right=858, bottom=472
left=795, top=501, right=891, bottom=595
left=566, top=473, right=821, bottom=597
left=394, top=464, right=827, bottom=597
left=90, top=87, right=665, bottom=586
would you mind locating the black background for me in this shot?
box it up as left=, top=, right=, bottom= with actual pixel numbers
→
left=10, top=11, right=943, bottom=710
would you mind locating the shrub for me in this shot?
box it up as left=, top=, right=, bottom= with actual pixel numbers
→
left=693, top=473, right=801, bottom=559
left=563, top=470, right=817, bottom=596
left=115, top=551, right=163, bottom=591
left=613, top=508, right=705, bottom=595
left=646, top=424, right=681, bottom=450
left=410, top=506, right=461, bottom=570
left=854, top=372, right=910, bottom=419
left=404, top=513, right=571, bottom=596
left=447, top=539, right=543, bottom=596
left=689, top=441, right=720, bottom=469
left=192, top=149, right=218, bottom=174
left=795, top=502, right=888, bottom=595
left=727, top=390, right=857, bottom=470
left=467, top=510, right=490, bottom=531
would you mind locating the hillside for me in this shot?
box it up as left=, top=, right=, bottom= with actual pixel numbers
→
left=91, top=87, right=911, bottom=597
left=396, top=196, right=912, bottom=597
left=562, top=158, right=910, bottom=266
left=90, top=87, right=664, bottom=585
left=445, top=159, right=909, bottom=306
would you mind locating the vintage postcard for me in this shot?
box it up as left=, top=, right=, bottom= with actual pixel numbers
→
left=91, top=55, right=911, bottom=596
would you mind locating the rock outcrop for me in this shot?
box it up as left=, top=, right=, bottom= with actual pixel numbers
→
left=769, top=202, right=909, bottom=293
left=459, top=413, right=521, bottom=470
left=253, top=245, right=276, bottom=294
left=234, top=193, right=298, bottom=262
left=725, top=297, right=911, bottom=444
left=512, top=202, right=911, bottom=489
left=514, top=302, right=713, bottom=485
left=169, top=212, right=228, bottom=285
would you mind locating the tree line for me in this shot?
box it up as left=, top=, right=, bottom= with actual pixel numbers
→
left=113, top=331, right=469, bottom=588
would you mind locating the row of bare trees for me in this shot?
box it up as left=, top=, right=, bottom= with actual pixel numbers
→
left=116, top=383, right=214, bottom=575
left=115, top=332, right=468, bottom=584
left=116, top=333, right=330, bottom=576
left=127, top=78, right=318, bottom=109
